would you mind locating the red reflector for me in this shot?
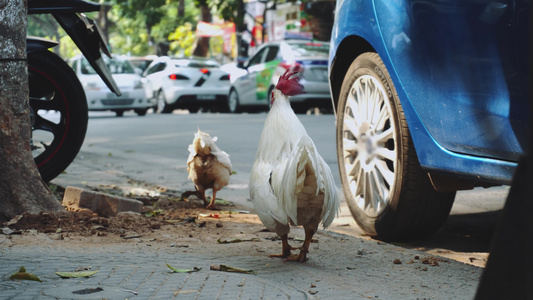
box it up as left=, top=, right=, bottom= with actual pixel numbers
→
left=200, top=68, right=209, bottom=74
left=169, top=74, right=178, bottom=80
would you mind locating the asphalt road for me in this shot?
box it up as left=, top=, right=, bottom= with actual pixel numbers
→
left=51, top=110, right=508, bottom=267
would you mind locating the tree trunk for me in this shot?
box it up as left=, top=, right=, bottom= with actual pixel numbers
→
left=178, top=0, right=185, bottom=18
left=192, top=4, right=212, bottom=57
left=0, top=0, right=63, bottom=223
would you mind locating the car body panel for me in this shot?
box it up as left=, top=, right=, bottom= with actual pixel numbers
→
left=329, top=0, right=529, bottom=185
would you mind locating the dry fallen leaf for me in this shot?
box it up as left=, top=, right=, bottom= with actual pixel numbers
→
left=10, top=266, right=42, bottom=282
left=210, top=264, right=256, bottom=274
left=217, top=238, right=261, bottom=244
left=56, top=270, right=99, bottom=278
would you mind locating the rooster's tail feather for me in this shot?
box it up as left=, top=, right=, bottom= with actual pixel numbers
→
left=275, top=136, right=340, bottom=227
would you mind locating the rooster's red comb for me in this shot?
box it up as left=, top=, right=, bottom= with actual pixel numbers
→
left=275, top=69, right=305, bottom=96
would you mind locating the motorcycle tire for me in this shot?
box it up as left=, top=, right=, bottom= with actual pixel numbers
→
left=28, top=50, right=88, bottom=182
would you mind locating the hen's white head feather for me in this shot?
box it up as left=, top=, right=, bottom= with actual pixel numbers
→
left=187, top=129, right=232, bottom=170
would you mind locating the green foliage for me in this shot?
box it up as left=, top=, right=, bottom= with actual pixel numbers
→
left=58, top=35, right=81, bottom=59
left=110, top=0, right=200, bottom=55
left=27, top=0, right=238, bottom=58
left=168, top=23, right=195, bottom=57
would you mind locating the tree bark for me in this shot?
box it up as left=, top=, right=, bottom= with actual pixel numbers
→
left=192, top=4, right=212, bottom=57
left=0, top=0, right=63, bottom=223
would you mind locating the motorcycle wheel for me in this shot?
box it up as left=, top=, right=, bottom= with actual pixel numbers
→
left=28, top=50, right=88, bottom=182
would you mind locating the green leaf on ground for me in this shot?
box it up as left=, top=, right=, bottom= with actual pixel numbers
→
left=55, top=270, right=99, bottom=278
left=166, top=263, right=201, bottom=273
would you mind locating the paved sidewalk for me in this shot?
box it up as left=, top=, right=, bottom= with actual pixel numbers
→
left=0, top=147, right=484, bottom=299
left=1, top=236, right=481, bottom=300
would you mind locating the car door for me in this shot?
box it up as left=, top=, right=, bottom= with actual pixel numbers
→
left=255, top=45, right=280, bottom=103
left=143, top=61, right=167, bottom=99
left=235, top=46, right=268, bottom=104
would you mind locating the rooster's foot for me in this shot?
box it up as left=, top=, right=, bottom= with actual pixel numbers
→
left=285, top=250, right=309, bottom=262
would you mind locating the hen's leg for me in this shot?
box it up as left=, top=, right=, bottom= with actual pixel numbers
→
left=286, top=227, right=315, bottom=262
left=198, top=189, right=209, bottom=207
left=268, top=234, right=296, bottom=258
left=206, top=189, right=217, bottom=210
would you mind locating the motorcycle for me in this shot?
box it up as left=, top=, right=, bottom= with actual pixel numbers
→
left=27, top=0, right=120, bottom=182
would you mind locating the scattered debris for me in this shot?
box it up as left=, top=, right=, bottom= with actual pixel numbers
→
left=166, top=263, right=201, bottom=273
left=421, top=256, right=449, bottom=267
left=72, top=287, right=103, bottom=295
left=122, top=234, right=142, bottom=239
left=210, top=264, right=256, bottom=274
left=393, top=259, right=402, bottom=265
left=199, top=214, right=220, bottom=218
left=124, top=289, right=139, bottom=295
left=74, top=266, right=92, bottom=272
left=217, top=238, right=261, bottom=244
left=1, top=227, right=21, bottom=235
left=56, top=270, right=99, bottom=278
left=10, top=266, right=42, bottom=282
left=144, top=209, right=164, bottom=218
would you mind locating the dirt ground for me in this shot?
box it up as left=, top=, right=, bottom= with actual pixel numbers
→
left=0, top=185, right=323, bottom=258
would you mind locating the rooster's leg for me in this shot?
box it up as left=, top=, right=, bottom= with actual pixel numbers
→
left=268, top=234, right=295, bottom=258
left=206, top=189, right=218, bottom=210
left=286, top=227, right=315, bottom=262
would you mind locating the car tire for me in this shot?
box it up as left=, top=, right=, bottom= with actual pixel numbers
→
left=188, top=106, right=200, bottom=113
left=227, top=89, right=241, bottom=113
left=336, top=52, right=456, bottom=241
left=135, top=109, right=148, bottom=116
left=156, top=90, right=172, bottom=114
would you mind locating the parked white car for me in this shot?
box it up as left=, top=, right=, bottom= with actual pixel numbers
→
left=70, top=55, right=154, bottom=117
left=142, top=56, right=230, bottom=113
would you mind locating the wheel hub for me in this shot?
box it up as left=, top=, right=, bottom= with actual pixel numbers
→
left=341, top=75, right=397, bottom=217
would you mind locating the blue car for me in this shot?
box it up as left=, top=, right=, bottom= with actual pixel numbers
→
left=328, top=1, right=530, bottom=240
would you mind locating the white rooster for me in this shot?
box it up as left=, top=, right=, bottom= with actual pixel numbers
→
left=250, top=70, right=340, bottom=262
left=186, top=129, right=232, bottom=210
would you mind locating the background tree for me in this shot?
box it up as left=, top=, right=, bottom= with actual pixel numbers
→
left=0, top=0, right=63, bottom=223
left=192, top=0, right=212, bottom=57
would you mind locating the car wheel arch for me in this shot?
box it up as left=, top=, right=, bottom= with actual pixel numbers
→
left=330, top=35, right=375, bottom=112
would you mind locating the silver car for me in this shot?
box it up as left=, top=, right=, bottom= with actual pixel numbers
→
left=227, top=40, right=331, bottom=113
left=70, top=55, right=153, bottom=117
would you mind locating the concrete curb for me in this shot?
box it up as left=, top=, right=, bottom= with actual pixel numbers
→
left=62, top=186, right=143, bottom=217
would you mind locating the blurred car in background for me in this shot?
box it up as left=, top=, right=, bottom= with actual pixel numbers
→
left=227, top=40, right=331, bottom=113
left=128, top=55, right=157, bottom=72
left=70, top=55, right=153, bottom=117
left=143, top=56, right=230, bottom=113
left=328, top=0, right=530, bottom=241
